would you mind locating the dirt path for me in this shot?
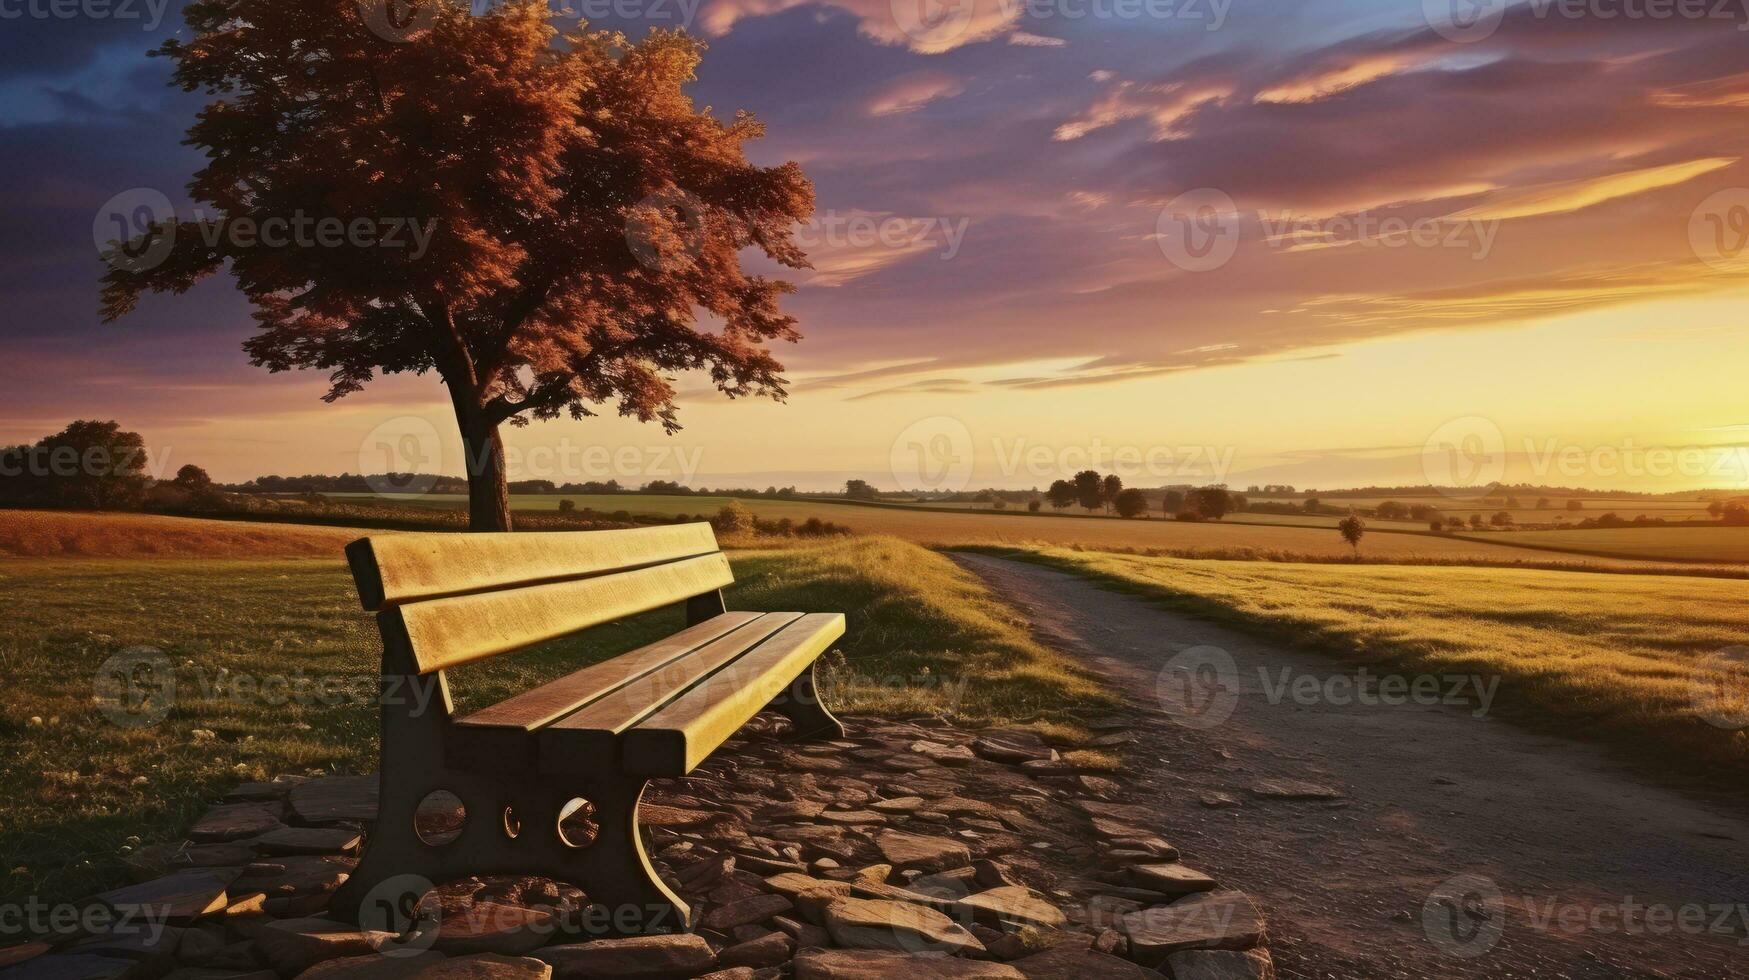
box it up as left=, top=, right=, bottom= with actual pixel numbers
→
left=951, top=553, right=1749, bottom=980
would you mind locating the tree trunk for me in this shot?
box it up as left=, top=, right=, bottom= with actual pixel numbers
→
left=451, top=392, right=513, bottom=533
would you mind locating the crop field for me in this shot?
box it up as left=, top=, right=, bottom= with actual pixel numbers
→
left=1456, top=526, right=1749, bottom=563
left=988, top=547, right=1749, bottom=780
left=318, top=492, right=1749, bottom=564
left=0, top=508, right=368, bottom=558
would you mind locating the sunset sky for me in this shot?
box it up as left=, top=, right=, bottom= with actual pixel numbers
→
left=4, top=0, right=1748, bottom=491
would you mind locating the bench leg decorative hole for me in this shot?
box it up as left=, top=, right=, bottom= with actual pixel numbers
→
left=556, top=797, right=599, bottom=848
left=414, top=789, right=466, bottom=846
left=502, top=805, right=521, bottom=840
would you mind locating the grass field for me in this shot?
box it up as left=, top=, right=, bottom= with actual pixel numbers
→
left=981, top=547, right=1749, bottom=781
left=316, top=492, right=1749, bottom=564
left=0, top=534, right=1106, bottom=908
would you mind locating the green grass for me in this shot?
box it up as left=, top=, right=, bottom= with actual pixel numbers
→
left=975, top=547, right=1749, bottom=783
left=0, top=537, right=1106, bottom=909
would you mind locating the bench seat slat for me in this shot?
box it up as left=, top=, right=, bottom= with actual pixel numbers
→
left=620, top=612, right=845, bottom=777
left=386, top=552, right=735, bottom=674
left=348, top=524, right=722, bottom=610
left=537, top=613, right=805, bottom=771
left=454, top=611, right=766, bottom=732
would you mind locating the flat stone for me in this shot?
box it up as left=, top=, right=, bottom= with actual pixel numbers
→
left=189, top=803, right=285, bottom=843
left=250, top=827, right=361, bottom=855
left=1117, top=892, right=1265, bottom=967
left=716, top=930, right=792, bottom=968
left=1009, top=945, right=1163, bottom=979
left=817, top=810, right=886, bottom=826
left=232, top=854, right=354, bottom=897
left=1164, top=948, right=1276, bottom=980
left=1072, top=801, right=1154, bottom=824
left=290, top=775, right=379, bottom=823
left=1248, top=779, right=1342, bottom=801
left=875, top=831, right=970, bottom=873
left=970, top=734, right=1056, bottom=765
left=432, top=902, right=556, bottom=955
left=699, top=894, right=792, bottom=931
left=1074, top=776, right=1120, bottom=798
left=1127, top=864, right=1216, bottom=897
left=98, top=868, right=237, bottom=921
left=423, top=954, right=554, bottom=980
left=794, top=950, right=1023, bottom=980
left=763, top=801, right=826, bottom=821
left=773, top=914, right=833, bottom=949
left=908, top=742, right=978, bottom=767
left=768, top=825, right=859, bottom=862
left=638, top=804, right=721, bottom=829
left=296, top=951, right=449, bottom=980
left=1198, top=793, right=1241, bottom=809
left=536, top=934, right=716, bottom=978
left=252, top=917, right=400, bottom=976
left=868, top=797, right=925, bottom=814
left=957, top=886, right=1067, bottom=929
left=822, top=897, right=984, bottom=956
left=124, top=841, right=259, bottom=880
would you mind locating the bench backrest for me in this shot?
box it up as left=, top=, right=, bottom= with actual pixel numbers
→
left=346, top=523, right=731, bottom=675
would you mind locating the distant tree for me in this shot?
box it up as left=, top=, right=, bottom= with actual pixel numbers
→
left=1161, top=489, right=1185, bottom=515
left=1536, top=497, right=1552, bottom=510
left=991, top=498, right=1007, bottom=510
left=1073, top=470, right=1104, bottom=513
left=1469, top=514, right=1487, bottom=529
left=0, top=420, right=153, bottom=510
left=844, top=479, right=879, bottom=501
left=1304, top=497, right=1321, bottom=514
left=1723, top=503, right=1749, bottom=526
left=1101, top=474, right=1123, bottom=514
left=557, top=498, right=576, bottom=513
left=1566, top=499, right=1584, bottom=512
left=1707, top=500, right=1725, bottom=518
left=101, top=9, right=816, bottom=532
left=1375, top=500, right=1406, bottom=520
left=1189, top=486, right=1231, bottom=520
left=1490, top=511, right=1514, bottom=526
left=1114, top=488, right=1149, bottom=519
left=1046, top=480, right=1076, bottom=511
left=1429, top=519, right=1444, bottom=532
left=1027, top=499, right=1042, bottom=513
left=1446, top=516, right=1465, bottom=529
left=173, top=464, right=213, bottom=491
left=1505, top=496, right=1522, bottom=509
left=1338, top=516, right=1365, bottom=554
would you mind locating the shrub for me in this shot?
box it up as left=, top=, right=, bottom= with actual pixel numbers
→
left=712, top=500, right=755, bottom=534
left=557, top=499, right=575, bottom=513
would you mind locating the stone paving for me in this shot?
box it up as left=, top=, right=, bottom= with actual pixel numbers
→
left=0, top=715, right=1273, bottom=980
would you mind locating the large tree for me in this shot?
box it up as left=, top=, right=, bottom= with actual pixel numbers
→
left=100, top=1, right=814, bottom=530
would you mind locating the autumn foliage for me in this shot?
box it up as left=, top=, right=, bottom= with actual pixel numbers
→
left=100, top=0, right=815, bottom=529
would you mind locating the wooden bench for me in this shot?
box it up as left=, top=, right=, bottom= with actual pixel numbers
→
left=327, top=523, right=845, bottom=933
